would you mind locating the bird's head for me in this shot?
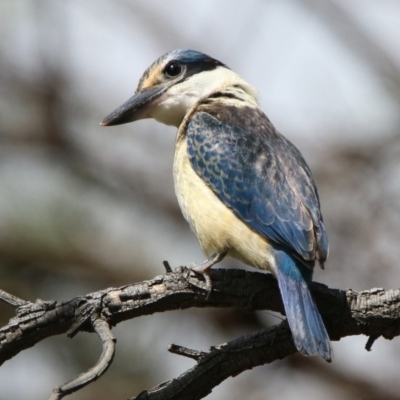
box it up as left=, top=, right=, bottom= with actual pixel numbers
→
left=101, top=49, right=257, bottom=127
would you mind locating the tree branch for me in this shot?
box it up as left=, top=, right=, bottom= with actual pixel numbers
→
left=1, top=266, right=400, bottom=399
left=133, top=321, right=295, bottom=400
left=47, top=318, right=116, bottom=400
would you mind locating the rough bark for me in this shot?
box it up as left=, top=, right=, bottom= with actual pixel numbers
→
left=1, top=266, right=400, bottom=399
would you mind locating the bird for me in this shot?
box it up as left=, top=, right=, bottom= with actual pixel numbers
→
left=101, top=49, right=332, bottom=362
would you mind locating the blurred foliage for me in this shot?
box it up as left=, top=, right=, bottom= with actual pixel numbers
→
left=1, top=1, right=400, bottom=399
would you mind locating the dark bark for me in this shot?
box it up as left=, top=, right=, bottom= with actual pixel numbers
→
left=1, top=266, right=400, bottom=399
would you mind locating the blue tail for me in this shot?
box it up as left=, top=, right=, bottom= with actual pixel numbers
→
left=274, top=250, right=332, bottom=362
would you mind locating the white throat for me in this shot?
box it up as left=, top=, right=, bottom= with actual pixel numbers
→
left=151, top=67, right=258, bottom=127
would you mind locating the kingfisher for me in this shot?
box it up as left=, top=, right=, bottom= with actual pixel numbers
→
left=101, top=49, right=332, bottom=362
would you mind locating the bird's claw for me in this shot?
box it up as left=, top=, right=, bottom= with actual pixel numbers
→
left=189, top=262, right=213, bottom=299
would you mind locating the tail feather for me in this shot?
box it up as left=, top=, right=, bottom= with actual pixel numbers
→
left=275, top=251, right=332, bottom=362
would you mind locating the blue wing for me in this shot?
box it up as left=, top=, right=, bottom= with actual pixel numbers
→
left=186, top=108, right=328, bottom=265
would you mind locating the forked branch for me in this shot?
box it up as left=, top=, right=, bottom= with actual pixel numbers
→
left=1, top=266, right=400, bottom=399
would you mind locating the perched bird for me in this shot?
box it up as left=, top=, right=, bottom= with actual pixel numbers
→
left=101, top=49, right=332, bottom=362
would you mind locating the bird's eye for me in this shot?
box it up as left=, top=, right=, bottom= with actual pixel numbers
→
left=164, top=62, right=183, bottom=77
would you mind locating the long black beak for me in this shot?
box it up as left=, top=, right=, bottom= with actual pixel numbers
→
left=100, top=85, right=165, bottom=126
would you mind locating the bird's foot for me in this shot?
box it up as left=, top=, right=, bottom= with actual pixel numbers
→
left=190, top=252, right=227, bottom=300
left=190, top=262, right=213, bottom=298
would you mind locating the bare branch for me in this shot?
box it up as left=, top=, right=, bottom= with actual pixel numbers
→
left=0, top=289, right=29, bottom=308
left=48, top=319, right=116, bottom=400
left=1, top=266, right=400, bottom=399
left=132, top=321, right=295, bottom=400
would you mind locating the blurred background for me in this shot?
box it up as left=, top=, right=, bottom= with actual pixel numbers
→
left=0, top=0, right=400, bottom=399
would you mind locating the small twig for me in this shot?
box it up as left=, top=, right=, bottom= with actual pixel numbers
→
left=162, top=260, right=173, bottom=273
left=0, top=289, right=28, bottom=307
left=168, top=344, right=208, bottom=361
left=47, top=318, right=116, bottom=400
left=365, top=334, right=379, bottom=351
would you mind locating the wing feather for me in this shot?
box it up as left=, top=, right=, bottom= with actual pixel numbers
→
left=186, top=109, right=328, bottom=264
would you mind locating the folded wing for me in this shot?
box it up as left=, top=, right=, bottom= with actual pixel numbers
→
left=186, top=109, right=328, bottom=266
